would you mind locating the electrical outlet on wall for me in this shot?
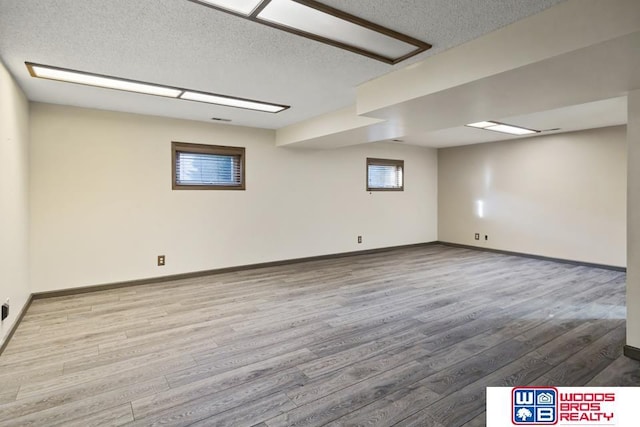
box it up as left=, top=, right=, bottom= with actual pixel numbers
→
left=157, top=255, right=166, bottom=266
left=357, top=236, right=362, bottom=244
left=1, top=300, right=8, bottom=321
left=474, top=233, right=480, bottom=240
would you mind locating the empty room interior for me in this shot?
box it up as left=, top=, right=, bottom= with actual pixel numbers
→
left=1, top=0, right=640, bottom=425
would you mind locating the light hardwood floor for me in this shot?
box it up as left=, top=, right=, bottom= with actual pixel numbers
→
left=0, top=244, right=638, bottom=426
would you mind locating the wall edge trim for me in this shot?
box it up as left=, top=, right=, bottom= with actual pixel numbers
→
left=437, top=241, right=626, bottom=272
left=0, top=294, right=33, bottom=355
left=623, top=345, right=640, bottom=361
left=32, top=241, right=439, bottom=299
left=5, top=240, right=624, bottom=356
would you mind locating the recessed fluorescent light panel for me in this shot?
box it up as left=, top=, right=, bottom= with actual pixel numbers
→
left=181, top=91, right=286, bottom=112
left=187, top=0, right=431, bottom=64
left=26, top=62, right=289, bottom=113
left=257, top=0, right=420, bottom=60
left=27, top=63, right=182, bottom=98
left=467, top=121, right=497, bottom=129
left=466, top=121, right=540, bottom=136
left=190, top=0, right=264, bottom=16
left=487, top=124, right=538, bottom=135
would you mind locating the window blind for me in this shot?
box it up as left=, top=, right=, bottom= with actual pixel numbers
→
left=367, top=158, right=404, bottom=191
left=171, top=142, right=245, bottom=190
left=176, top=152, right=242, bottom=186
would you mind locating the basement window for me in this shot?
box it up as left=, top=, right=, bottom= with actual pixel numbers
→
left=367, top=158, right=404, bottom=191
left=172, top=142, right=245, bottom=190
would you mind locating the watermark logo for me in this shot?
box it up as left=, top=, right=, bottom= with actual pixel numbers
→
left=512, top=387, right=558, bottom=425
left=488, top=387, right=625, bottom=425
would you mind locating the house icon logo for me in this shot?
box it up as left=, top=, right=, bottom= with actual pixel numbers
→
left=537, top=392, right=554, bottom=405
left=512, top=387, right=558, bottom=425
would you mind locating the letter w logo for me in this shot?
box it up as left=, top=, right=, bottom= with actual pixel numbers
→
left=515, top=391, right=534, bottom=405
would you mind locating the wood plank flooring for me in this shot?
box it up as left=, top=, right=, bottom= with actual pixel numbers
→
left=0, top=244, right=638, bottom=426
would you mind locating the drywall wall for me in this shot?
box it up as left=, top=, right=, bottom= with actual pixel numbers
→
left=29, top=103, right=438, bottom=292
left=627, top=91, right=640, bottom=349
left=0, top=61, right=30, bottom=347
left=438, top=126, right=626, bottom=267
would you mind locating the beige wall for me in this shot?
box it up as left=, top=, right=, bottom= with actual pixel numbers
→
left=438, top=126, right=626, bottom=267
left=627, top=91, right=640, bottom=349
left=0, top=62, right=30, bottom=346
left=29, top=103, right=438, bottom=292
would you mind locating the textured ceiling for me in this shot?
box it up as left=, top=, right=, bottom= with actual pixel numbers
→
left=0, top=0, right=565, bottom=129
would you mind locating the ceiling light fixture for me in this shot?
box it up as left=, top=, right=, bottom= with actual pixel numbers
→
left=466, top=121, right=540, bottom=136
left=26, top=62, right=289, bottom=113
left=27, top=63, right=182, bottom=98
left=187, top=0, right=431, bottom=64
left=466, top=121, right=497, bottom=129
left=181, top=91, right=286, bottom=113
left=190, top=0, right=264, bottom=16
